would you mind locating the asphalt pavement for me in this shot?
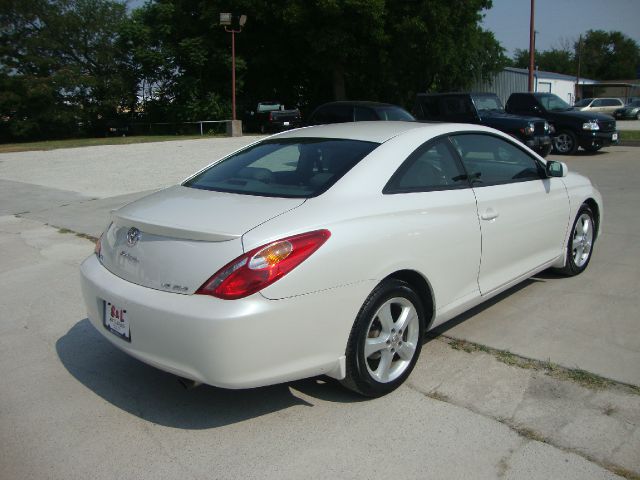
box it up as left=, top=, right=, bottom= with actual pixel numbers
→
left=0, top=138, right=638, bottom=479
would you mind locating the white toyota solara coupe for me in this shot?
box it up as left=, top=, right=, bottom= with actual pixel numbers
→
left=81, top=121, right=602, bottom=397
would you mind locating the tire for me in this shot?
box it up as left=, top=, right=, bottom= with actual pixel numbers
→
left=537, top=144, right=552, bottom=158
left=553, top=130, right=578, bottom=155
left=341, top=279, right=426, bottom=397
left=556, top=204, right=596, bottom=276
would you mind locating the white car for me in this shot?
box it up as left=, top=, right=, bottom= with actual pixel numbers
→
left=80, top=121, right=602, bottom=397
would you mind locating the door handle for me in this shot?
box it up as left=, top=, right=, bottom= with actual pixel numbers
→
left=480, top=208, right=499, bottom=221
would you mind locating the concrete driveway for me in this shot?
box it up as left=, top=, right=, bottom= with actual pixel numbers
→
left=0, top=138, right=638, bottom=479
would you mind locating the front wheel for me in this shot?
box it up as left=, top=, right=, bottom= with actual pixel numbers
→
left=341, top=279, right=425, bottom=397
left=553, top=131, right=578, bottom=155
left=556, top=204, right=596, bottom=276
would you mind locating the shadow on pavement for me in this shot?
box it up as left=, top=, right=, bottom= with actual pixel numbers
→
left=426, top=277, right=543, bottom=340
left=56, top=319, right=362, bottom=429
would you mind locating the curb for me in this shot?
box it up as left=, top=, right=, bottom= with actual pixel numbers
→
left=618, top=140, right=640, bottom=147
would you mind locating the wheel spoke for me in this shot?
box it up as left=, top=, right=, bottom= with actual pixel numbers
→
left=373, top=349, right=394, bottom=382
left=376, top=302, right=394, bottom=332
left=394, top=305, right=417, bottom=333
left=396, top=341, right=416, bottom=361
left=365, top=336, right=388, bottom=358
left=574, top=244, right=584, bottom=262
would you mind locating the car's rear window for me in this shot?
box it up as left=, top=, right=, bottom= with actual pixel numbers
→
left=183, top=138, right=379, bottom=198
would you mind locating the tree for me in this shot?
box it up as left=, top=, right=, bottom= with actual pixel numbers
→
left=578, top=30, right=640, bottom=80
left=0, top=0, right=137, bottom=140
left=512, top=48, right=575, bottom=76
left=511, top=30, right=640, bottom=80
left=131, top=0, right=506, bottom=115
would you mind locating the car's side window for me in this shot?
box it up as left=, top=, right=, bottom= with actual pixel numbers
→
left=384, top=139, right=469, bottom=193
left=449, top=134, right=544, bottom=186
left=592, top=99, right=603, bottom=107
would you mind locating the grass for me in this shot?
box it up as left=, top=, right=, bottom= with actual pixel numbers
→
left=619, top=130, right=640, bottom=141
left=0, top=135, right=208, bottom=153
left=442, top=337, right=640, bottom=394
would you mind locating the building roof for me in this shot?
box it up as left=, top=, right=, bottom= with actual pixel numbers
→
left=504, top=66, right=596, bottom=83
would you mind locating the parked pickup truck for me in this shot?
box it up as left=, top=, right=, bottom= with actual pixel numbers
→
left=243, top=101, right=302, bottom=133
left=414, top=92, right=553, bottom=157
left=505, top=92, right=618, bottom=155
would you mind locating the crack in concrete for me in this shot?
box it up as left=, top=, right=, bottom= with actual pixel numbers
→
left=405, top=381, right=638, bottom=479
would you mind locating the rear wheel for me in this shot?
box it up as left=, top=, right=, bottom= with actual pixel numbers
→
left=341, top=279, right=425, bottom=397
left=553, top=131, right=578, bottom=155
left=556, top=204, right=596, bottom=276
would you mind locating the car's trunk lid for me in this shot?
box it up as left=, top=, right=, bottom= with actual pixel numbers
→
left=99, top=185, right=305, bottom=294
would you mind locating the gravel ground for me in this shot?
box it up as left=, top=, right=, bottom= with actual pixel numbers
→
left=0, top=136, right=264, bottom=198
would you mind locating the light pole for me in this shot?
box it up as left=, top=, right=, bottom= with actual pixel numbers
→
left=219, top=13, right=247, bottom=129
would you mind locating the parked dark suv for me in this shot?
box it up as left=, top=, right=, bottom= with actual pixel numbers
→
left=307, top=101, right=415, bottom=125
left=414, top=92, right=553, bottom=157
left=506, top=93, right=618, bottom=154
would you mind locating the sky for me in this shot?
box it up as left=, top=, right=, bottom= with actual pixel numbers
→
left=481, top=0, right=640, bottom=57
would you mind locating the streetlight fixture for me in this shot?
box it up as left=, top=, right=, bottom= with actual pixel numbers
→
left=220, top=13, right=247, bottom=127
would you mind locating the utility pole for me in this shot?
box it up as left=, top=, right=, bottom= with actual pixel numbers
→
left=528, top=0, right=535, bottom=92
left=575, top=35, right=583, bottom=102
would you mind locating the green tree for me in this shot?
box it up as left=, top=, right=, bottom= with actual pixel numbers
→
left=131, top=0, right=506, bottom=114
left=0, top=0, right=137, bottom=140
left=511, top=30, right=640, bottom=80
left=512, top=48, right=575, bottom=76
left=578, top=30, right=640, bottom=80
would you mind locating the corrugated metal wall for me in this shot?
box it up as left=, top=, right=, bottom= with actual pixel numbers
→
left=471, top=70, right=529, bottom=105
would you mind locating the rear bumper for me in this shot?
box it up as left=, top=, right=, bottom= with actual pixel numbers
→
left=80, top=254, right=372, bottom=388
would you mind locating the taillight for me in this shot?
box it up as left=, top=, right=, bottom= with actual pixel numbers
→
left=196, top=229, right=331, bottom=300
left=268, top=112, right=273, bottom=121
left=94, top=235, right=102, bottom=257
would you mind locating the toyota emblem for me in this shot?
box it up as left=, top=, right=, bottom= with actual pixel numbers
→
left=126, top=227, right=141, bottom=247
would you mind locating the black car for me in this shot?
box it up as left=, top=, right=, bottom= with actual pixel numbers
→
left=506, top=93, right=618, bottom=154
left=613, top=100, right=640, bottom=120
left=307, top=101, right=415, bottom=125
left=414, top=92, right=553, bottom=157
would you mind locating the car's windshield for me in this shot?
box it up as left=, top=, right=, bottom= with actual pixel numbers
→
left=536, top=94, right=572, bottom=112
left=374, top=106, right=415, bottom=121
left=183, top=138, right=379, bottom=198
left=574, top=98, right=593, bottom=107
left=472, top=95, right=505, bottom=112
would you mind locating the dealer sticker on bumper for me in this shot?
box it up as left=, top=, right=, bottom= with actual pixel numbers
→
left=104, top=301, right=130, bottom=341
left=612, top=133, right=618, bottom=142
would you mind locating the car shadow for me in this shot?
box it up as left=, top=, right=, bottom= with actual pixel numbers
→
left=425, top=276, right=546, bottom=340
left=56, top=319, right=364, bottom=430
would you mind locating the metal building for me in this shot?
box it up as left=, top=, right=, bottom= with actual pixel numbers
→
left=471, top=67, right=596, bottom=105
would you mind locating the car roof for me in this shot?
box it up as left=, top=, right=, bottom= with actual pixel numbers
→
left=270, top=121, right=485, bottom=144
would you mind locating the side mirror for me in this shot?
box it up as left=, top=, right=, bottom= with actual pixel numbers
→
left=546, top=160, right=568, bottom=178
